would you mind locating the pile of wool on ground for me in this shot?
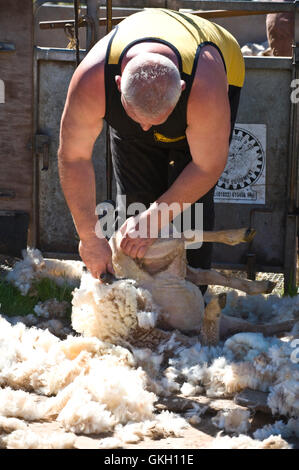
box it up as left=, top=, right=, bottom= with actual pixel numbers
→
left=165, top=331, right=299, bottom=414
left=70, top=269, right=299, bottom=415
left=0, top=315, right=189, bottom=447
left=1, top=249, right=299, bottom=448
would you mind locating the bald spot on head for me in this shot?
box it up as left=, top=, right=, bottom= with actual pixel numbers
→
left=120, top=52, right=183, bottom=119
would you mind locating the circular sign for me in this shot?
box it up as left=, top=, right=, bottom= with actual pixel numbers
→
left=217, top=127, right=265, bottom=191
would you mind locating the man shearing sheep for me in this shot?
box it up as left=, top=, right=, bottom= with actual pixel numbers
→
left=58, top=8, right=245, bottom=291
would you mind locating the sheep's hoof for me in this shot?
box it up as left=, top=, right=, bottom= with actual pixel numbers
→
left=218, top=293, right=227, bottom=309
left=243, top=228, right=256, bottom=243
left=265, top=281, right=277, bottom=294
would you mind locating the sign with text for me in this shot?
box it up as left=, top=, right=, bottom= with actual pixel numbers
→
left=214, top=124, right=266, bottom=204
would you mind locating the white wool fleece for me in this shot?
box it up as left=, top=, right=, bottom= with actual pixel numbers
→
left=71, top=272, right=159, bottom=344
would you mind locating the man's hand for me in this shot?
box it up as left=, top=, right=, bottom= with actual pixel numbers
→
left=79, top=237, right=114, bottom=280
left=119, top=213, right=157, bottom=259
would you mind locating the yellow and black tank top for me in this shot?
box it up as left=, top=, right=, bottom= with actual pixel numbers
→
left=104, top=8, right=245, bottom=146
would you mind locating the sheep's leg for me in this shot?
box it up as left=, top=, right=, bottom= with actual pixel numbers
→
left=184, top=227, right=256, bottom=247
left=220, top=314, right=297, bottom=340
left=200, top=293, right=227, bottom=346
left=186, top=265, right=276, bottom=295
left=203, top=228, right=256, bottom=245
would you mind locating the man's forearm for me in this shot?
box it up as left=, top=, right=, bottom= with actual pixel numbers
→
left=158, top=161, right=219, bottom=205
left=58, top=158, right=100, bottom=241
left=146, top=161, right=223, bottom=231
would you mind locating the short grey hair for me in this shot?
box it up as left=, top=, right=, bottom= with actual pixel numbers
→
left=121, top=53, right=182, bottom=119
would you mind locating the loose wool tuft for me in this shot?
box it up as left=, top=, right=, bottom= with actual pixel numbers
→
left=210, top=432, right=291, bottom=449
left=268, top=379, right=299, bottom=418
left=137, top=311, right=158, bottom=329
left=132, top=348, right=164, bottom=378
left=2, top=429, right=77, bottom=449
left=0, top=416, right=28, bottom=433
left=253, top=418, right=299, bottom=440
left=6, top=248, right=83, bottom=294
left=224, top=333, right=271, bottom=361
left=212, top=409, right=251, bottom=434
left=222, top=290, right=299, bottom=324
left=34, top=299, right=70, bottom=320
left=6, top=248, right=45, bottom=295
left=0, top=387, right=52, bottom=421
left=111, top=411, right=189, bottom=445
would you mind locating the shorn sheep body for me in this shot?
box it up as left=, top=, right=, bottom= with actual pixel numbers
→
left=0, top=246, right=298, bottom=448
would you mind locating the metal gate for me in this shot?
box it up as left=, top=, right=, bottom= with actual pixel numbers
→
left=33, top=0, right=106, bottom=255
left=0, top=0, right=34, bottom=256
left=33, top=1, right=298, bottom=289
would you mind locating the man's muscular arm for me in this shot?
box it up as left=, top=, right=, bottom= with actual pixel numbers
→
left=58, top=39, right=114, bottom=278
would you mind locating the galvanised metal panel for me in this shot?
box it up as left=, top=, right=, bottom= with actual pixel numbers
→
left=213, top=57, right=293, bottom=271
left=36, top=52, right=107, bottom=253
left=35, top=56, right=295, bottom=269
left=37, top=54, right=293, bottom=268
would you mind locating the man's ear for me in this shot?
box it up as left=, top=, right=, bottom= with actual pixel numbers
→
left=115, top=75, right=122, bottom=92
left=181, top=80, right=186, bottom=92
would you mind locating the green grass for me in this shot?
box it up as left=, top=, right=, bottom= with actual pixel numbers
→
left=0, top=278, right=74, bottom=319
left=283, top=270, right=299, bottom=298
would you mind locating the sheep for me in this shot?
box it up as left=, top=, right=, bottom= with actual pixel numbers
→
left=71, top=226, right=294, bottom=348
left=109, top=226, right=279, bottom=335
left=6, top=226, right=283, bottom=348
